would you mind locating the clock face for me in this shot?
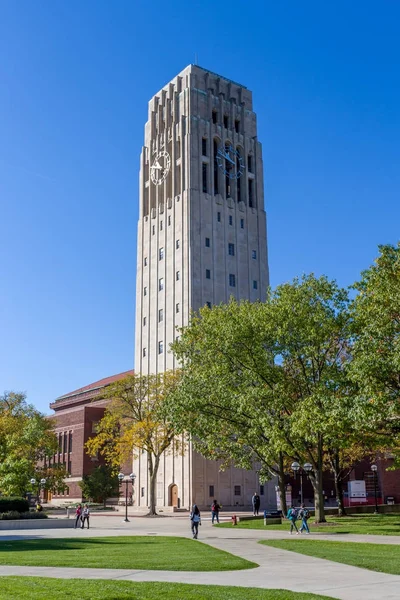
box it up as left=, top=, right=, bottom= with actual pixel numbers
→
left=150, top=150, right=171, bottom=185
left=216, top=145, right=245, bottom=180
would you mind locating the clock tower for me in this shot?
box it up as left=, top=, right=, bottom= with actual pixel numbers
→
left=134, top=65, right=272, bottom=510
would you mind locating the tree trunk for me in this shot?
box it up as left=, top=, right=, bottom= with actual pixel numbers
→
left=277, top=452, right=287, bottom=515
left=148, top=455, right=160, bottom=516
left=331, top=449, right=346, bottom=517
left=309, top=438, right=326, bottom=523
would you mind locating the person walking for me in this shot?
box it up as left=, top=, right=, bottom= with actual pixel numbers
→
left=251, top=492, right=261, bottom=516
left=81, top=504, right=90, bottom=529
left=190, top=504, right=201, bottom=539
left=74, top=504, right=82, bottom=529
left=287, top=505, right=299, bottom=534
left=211, top=499, right=221, bottom=524
left=298, top=504, right=310, bottom=534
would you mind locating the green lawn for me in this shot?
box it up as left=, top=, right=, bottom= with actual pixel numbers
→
left=0, top=578, right=335, bottom=600
left=217, top=513, right=400, bottom=535
left=260, top=539, right=400, bottom=575
left=0, top=536, right=256, bottom=571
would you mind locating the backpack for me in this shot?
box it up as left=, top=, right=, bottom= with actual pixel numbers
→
left=288, top=508, right=298, bottom=520
left=302, top=508, right=309, bottom=519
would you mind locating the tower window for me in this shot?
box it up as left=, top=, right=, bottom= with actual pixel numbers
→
left=158, top=341, right=164, bottom=354
left=152, top=225, right=155, bottom=235
left=206, top=301, right=211, bottom=308
left=168, top=215, right=171, bottom=226
left=209, top=485, right=214, bottom=497
left=176, top=239, right=180, bottom=249
left=143, top=348, right=146, bottom=357
left=229, top=215, right=233, bottom=226
left=260, top=485, right=265, bottom=495
left=253, top=280, right=258, bottom=290
left=228, top=243, right=235, bottom=256
left=176, top=271, right=180, bottom=281
left=212, top=110, right=217, bottom=124
left=217, top=212, right=221, bottom=222
left=202, top=137, right=207, bottom=156
left=252, top=250, right=257, bottom=259
left=158, top=308, right=163, bottom=322
left=159, top=278, right=164, bottom=291
left=160, top=220, right=163, bottom=231
left=213, top=139, right=219, bottom=195
left=202, top=163, right=208, bottom=193
left=248, top=155, right=253, bottom=172
left=206, top=269, right=211, bottom=279
left=159, top=247, right=164, bottom=260
left=229, top=274, right=236, bottom=287
left=144, top=257, right=147, bottom=266
left=240, top=218, right=244, bottom=229
left=223, top=115, right=228, bottom=128
left=235, top=119, right=240, bottom=133
left=205, top=237, right=210, bottom=247
left=248, top=179, right=254, bottom=208
left=144, top=287, right=147, bottom=296
left=176, top=303, right=180, bottom=313
left=234, top=485, right=241, bottom=496
left=143, top=316, right=146, bottom=326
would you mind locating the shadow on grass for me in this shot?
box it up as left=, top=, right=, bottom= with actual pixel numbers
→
left=0, top=537, right=168, bottom=554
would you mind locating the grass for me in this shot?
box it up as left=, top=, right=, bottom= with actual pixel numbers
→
left=0, top=578, right=335, bottom=599
left=0, top=536, right=257, bottom=571
left=217, top=513, right=400, bottom=535
left=260, top=539, right=400, bottom=575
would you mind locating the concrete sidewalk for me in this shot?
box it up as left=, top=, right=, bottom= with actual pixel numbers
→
left=0, top=515, right=399, bottom=599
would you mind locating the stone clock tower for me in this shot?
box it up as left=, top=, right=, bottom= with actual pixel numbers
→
left=134, top=65, right=272, bottom=510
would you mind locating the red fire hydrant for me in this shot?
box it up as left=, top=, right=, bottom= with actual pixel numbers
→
left=231, top=514, right=238, bottom=526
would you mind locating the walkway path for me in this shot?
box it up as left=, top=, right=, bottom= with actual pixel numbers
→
left=0, top=515, right=399, bottom=599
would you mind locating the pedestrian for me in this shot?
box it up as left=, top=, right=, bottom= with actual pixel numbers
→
left=211, top=499, right=221, bottom=524
left=190, top=503, right=201, bottom=539
left=81, top=504, right=90, bottom=529
left=74, top=504, right=82, bottom=529
left=287, top=505, right=299, bottom=534
left=298, top=504, right=310, bottom=534
left=251, top=492, right=261, bottom=516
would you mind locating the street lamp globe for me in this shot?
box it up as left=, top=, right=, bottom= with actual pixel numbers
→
left=40, top=478, right=46, bottom=487
left=291, top=461, right=300, bottom=472
left=129, top=473, right=136, bottom=483
left=118, top=472, right=125, bottom=482
left=371, top=464, right=377, bottom=472
left=30, top=478, right=36, bottom=486
left=303, top=463, right=312, bottom=473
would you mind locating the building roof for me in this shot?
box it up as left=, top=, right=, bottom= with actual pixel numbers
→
left=55, top=370, right=134, bottom=401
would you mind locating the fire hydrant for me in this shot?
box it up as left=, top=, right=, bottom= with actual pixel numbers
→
left=231, top=514, right=238, bottom=526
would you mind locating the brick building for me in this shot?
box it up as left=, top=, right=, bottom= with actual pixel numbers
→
left=48, top=370, right=134, bottom=504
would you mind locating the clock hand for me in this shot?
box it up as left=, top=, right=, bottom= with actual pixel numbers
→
left=225, top=154, right=235, bottom=165
left=151, top=160, right=162, bottom=170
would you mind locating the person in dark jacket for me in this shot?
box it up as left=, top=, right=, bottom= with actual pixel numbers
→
left=251, top=492, right=261, bottom=516
left=190, top=504, right=201, bottom=539
left=211, top=499, right=221, bottom=524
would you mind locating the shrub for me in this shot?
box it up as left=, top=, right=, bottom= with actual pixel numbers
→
left=0, top=511, right=48, bottom=520
left=0, top=497, right=29, bottom=513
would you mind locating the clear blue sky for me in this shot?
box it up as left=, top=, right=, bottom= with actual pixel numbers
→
left=1, top=1, right=399, bottom=414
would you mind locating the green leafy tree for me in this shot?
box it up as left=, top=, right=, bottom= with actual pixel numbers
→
left=79, top=465, right=120, bottom=507
left=0, top=392, right=61, bottom=496
left=171, top=275, right=353, bottom=522
left=351, top=243, right=400, bottom=463
left=86, top=371, right=182, bottom=515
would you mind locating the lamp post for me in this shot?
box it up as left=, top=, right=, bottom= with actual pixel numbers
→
left=371, top=464, right=378, bottom=514
left=30, top=478, right=47, bottom=504
left=118, top=472, right=136, bottom=522
left=291, top=462, right=313, bottom=505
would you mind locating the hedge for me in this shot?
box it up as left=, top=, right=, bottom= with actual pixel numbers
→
left=0, top=511, right=48, bottom=520
left=0, top=497, right=30, bottom=513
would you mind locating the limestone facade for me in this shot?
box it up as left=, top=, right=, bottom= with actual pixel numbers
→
left=134, top=65, right=274, bottom=510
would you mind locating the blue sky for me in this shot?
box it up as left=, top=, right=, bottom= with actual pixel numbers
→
left=1, top=1, right=399, bottom=414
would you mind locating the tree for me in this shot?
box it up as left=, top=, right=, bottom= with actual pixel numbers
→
left=171, top=275, right=353, bottom=522
left=85, top=371, right=182, bottom=515
left=79, top=465, right=120, bottom=507
left=0, top=392, right=61, bottom=496
left=351, top=243, right=400, bottom=463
